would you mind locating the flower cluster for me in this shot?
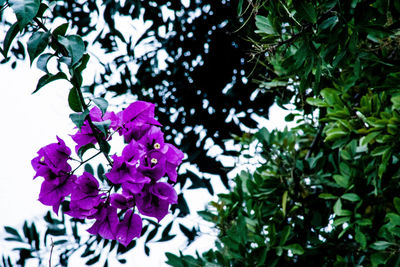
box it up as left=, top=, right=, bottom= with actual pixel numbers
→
left=32, top=101, right=184, bottom=246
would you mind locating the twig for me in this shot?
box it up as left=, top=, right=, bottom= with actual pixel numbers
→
left=305, top=124, right=325, bottom=160
left=49, top=238, right=54, bottom=267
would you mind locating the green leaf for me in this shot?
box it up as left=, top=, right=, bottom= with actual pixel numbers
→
left=319, top=16, right=338, bottom=31
left=27, top=31, right=50, bottom=64
left=58, top=35, right=85, bottom=66
left=86, top=254, right=100, bottom=265
left=318, top=193, right=338, bottom=199
left=325, top=128, right=348, bottom=142
left=9, top=0, right=40, bottom=30
left=306, top=97, right=329, bottom=107
left=333, top=216, right=351, bottom=226
left=333, top=174, right=349, bottom=188
left=77, top=143, right=95, bottom=159
left=36, top=53, right=53, bottom=73
left=341, top=193, right=360, bottom=202
left=361, top=131, right=380, bottom=146
left=165, top=253, right=185, bottom=267
left=282, top=244, right=304, bottom=255
left=197, top=210, right=217, bottom=222
left=255, top=15, right=278, bottom=35
left=333, top=198, right=342, bottom=215
left=69, top=110, right=89, bottom=129
left=84, top=164, right=94, bottom=175
left=294, top=0, right=317, bottom=23
left=4, top=226, right=21, bottom=239
left=356, top=219, right=372, bottom=226
left=68, top=87, right=83, bottom=112
left=93, top=98, right=109, bottom=116
left=370, top=241, right=392, bottom=250
left=33, top=72, right=68, bottom=94
left=93, top=120, right=111, bottom=136
left=355, top=227, right=367, bottom=249
left=393, top=197, right=400, bottom=213
left=2, top=22, right=20, bottom=58
left=386, top=213, right=400, bottom=226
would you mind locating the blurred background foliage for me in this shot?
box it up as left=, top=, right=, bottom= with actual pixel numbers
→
left=2, top=0, right=400, bottom=266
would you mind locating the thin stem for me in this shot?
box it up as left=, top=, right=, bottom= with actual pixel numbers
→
left=71, top=151, right=102, bottom=174
left=0, top=2, right=9, bottom=13
left=49, top=238, right=54, bottom=267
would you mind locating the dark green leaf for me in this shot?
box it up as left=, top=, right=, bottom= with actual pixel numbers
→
left=9, top=0, right=40, bottom=30
left=92, top=120, right=111, bottom=136
left=84, top=164, right=94, bottom=175
left=78, top=143, right=96, bottom=159
left=341, top=193, right=360, bottom=202
left=58, top=35, right=85, bottom=66
left=69, top=109, right=89, bottom=129
left=68, top=87, right=83, bottom=112
left=36, top=53, right=53, bottom=73
left=2, top=22, right=20, bottom=58
left=33, top=72, right=68, bottom=94
left=293, top=0, right=317, bottom=23
left=86, top=254, right=100, bottom=265
left=4, top=226, right=21, bottom=238
left=93, top=98, right=109, bottom=115
left=145, top=227, right=158, bottom=243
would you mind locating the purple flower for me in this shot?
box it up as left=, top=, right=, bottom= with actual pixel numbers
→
left=137, top=126, right=165, bottom=152
left=110, top=193, right=135, bottom=210
left=121, top=141, right=145, bottom=163
left=70, top=124, right=98, bottom=154
left=137, top=150, right=166, bottom=181
left=32, top=136, right=71, bottom=181
left=164, top=144, right=184, bottom=182
left=121, top=172, right=151, bottom=195
left=150, top=182, right=178, bottom=204
left=105, top=155, right=137, bottom=184
left=87, top=205, right=119, bottom=240
left=135, top=182, right=178, bottom=221
left=67, top=172, right=105, bottom=219
left=116, top=209, right=142, bottom=246
left=136, top=185, right=171, bottom=221
left=120, top=101, right=162, bottom=142
left=38, top=174, right=76, bottom=214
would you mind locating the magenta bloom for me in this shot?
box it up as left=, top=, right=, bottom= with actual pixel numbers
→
left=87, top=205, right=119, bottom=240
left=137, top=150, right=167, bottom=181
left=67, top=172, right=105, bottom=219
left=164, top=144, right=184, bottom=182
left=150, top=182, right=178, bottom=204
left=38, top=174, right=76, bottom=214
left=137, top=126, right=165, bottom=152
left=105, top=155, right=137, bottom=184
left=120, top=101, right=162, bottom=142
left=116, top=209, right=142, bottom=246
left=110, top=193, right=135, bottom=210
left=136, top=184, right=177, bottom=221
left=31, top=136, right=71, bottom=181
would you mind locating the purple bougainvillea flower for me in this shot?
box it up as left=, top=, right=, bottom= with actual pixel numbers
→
left=105, top=155, right=137, bottom=184
left=87, top=205, right=119, bottom=240
left=122, top=140, right=145, bottom=163
left=119, top=101, right=162, bottom=142
left=38, top=174, right=76, bottom=214
left=116, top=209, right=142, bottom=246
left=70, top=172, right=104, bottom=211
left=136, top=185, right=170, bottom=221
left=32, top=136, right=72, bottom=180
left=122, top=101, right=161, bottom=126
left=164, top=144, right=184, bottom=182
left=137, top=150, right=166, bottom=181
left=137, top=126, right=165, bottom=152
left=110, top=193, right=135, bottom=210
left=150, top=182, right=178, bottom=204
left=70, top=124, right=99, bottom=153
left=121, top=172, right=151, bottom=195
